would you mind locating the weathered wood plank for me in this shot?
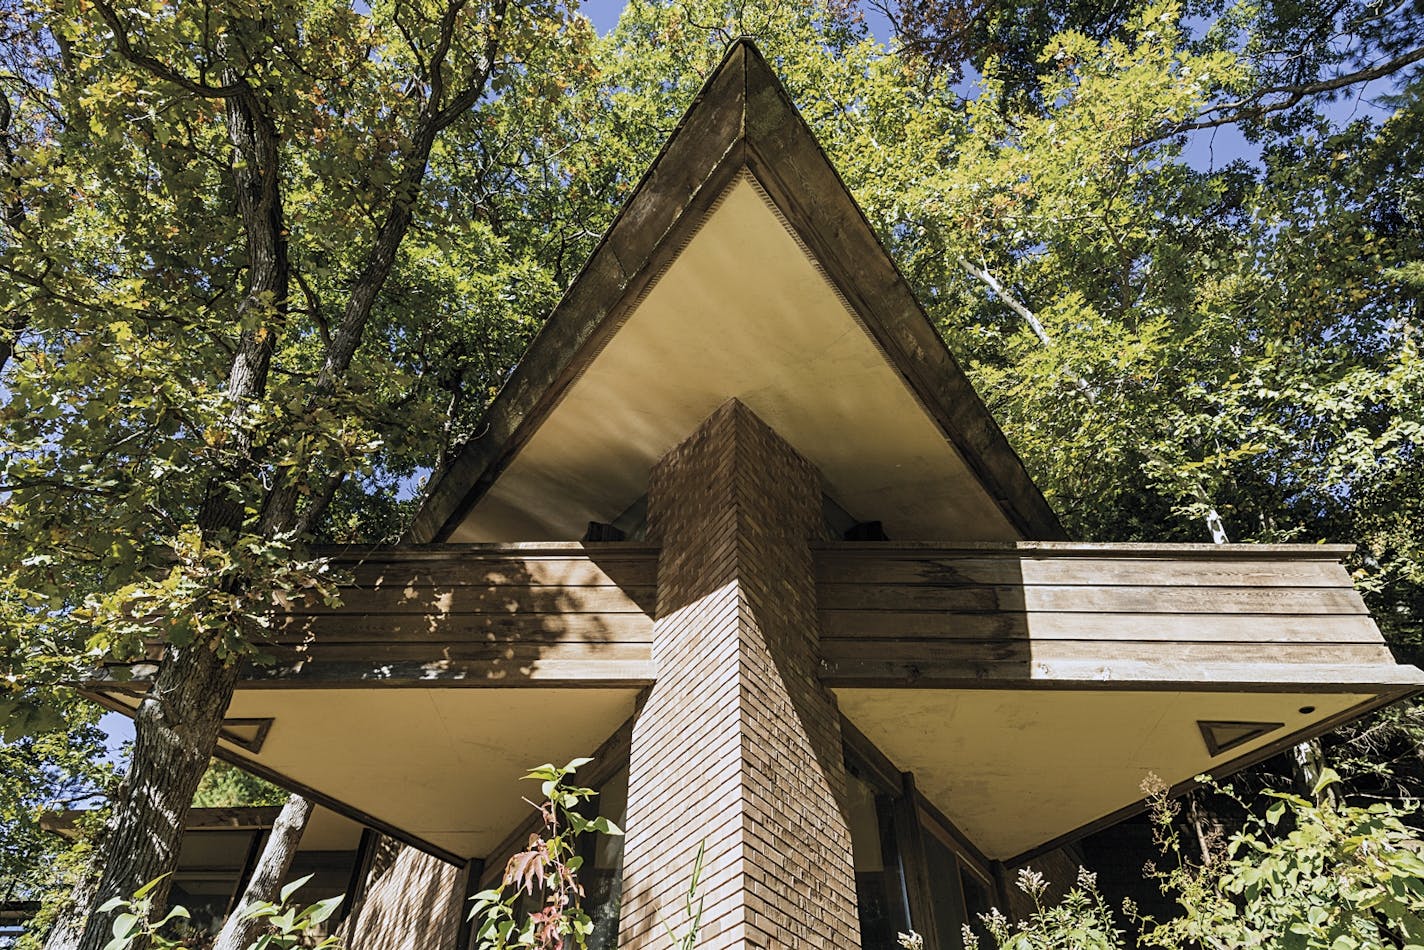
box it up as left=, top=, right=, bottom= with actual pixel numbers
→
left=261, top=641, right=653, bottom=663
left=93, top=647, right=656, bottom=689
left=299, top=585, right=655, bottom=615
left=822, top=660, right=1424, bottom=691
left=817, top=584, right=1367, bottom=615
left=820, top=638, right=1397, bottom=667
left=815, top=556, right=1352, bottom=588
left=818, top=611, right=1383, bottom=643
left=338, top=560, right=658, bottom=589
left=274, top=612, right=653, bottom=643
left=323, top=546, right=659, bottom=589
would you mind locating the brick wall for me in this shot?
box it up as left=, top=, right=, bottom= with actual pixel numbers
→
left=618, top=399, right=860, bottom=949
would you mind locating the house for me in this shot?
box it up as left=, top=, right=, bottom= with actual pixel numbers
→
left=82, top=40, right=1423, bottom=950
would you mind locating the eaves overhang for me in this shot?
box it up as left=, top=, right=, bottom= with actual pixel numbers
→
left=407, top=39, right=1063, bottom=545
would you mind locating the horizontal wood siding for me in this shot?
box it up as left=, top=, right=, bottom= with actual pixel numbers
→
left=816, top=543, right=1404, bottom=687
left=265, top=544, right=658, bottom=686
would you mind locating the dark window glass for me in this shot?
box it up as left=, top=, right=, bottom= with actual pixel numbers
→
left=923, top=832, right=969, bottom=948
left=960, top=867, right=994, bottom=946
left=846, top=770, right=909, bottom=950
left=583, top=766, right=627, bottom=950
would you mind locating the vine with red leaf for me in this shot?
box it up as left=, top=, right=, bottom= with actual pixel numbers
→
left=468, top=758, right=622, bottom=950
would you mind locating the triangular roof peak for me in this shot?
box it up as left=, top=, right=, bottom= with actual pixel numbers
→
left=409, top=39, right=1063, bottom=544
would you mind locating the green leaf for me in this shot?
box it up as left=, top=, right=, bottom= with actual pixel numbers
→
left=280, top=873, right=315, bottom=904
left=111, top=913, right=140, bottom=939
left=305, top=895, right=344, bottom=926
left=133, top=873, right=170, bottom=899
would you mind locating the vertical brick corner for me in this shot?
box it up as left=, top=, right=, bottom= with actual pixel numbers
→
left=618, top=399, right=859, bottom=949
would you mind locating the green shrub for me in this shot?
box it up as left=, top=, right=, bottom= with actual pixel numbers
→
left=951, top=770, right=1424, bottom=950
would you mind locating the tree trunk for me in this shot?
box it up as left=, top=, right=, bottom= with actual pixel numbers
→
left=1293, top=736, right=1337, bottom=806
left=212, top=795, right=314, bottom=950
left=48, top=644, right=242, bottom=950
left=46, top=57, right=290, bottom=949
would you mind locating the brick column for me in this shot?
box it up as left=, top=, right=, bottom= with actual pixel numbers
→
left=618, top=399, right=860, bottom=950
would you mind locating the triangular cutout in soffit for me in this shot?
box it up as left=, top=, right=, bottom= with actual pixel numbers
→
left=408, top=39, right=1064, bottom=545
left=1198, top=720, right=1284, bottom=757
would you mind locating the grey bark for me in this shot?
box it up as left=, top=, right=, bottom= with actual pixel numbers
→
left=212, top=795, right=315, bottom=950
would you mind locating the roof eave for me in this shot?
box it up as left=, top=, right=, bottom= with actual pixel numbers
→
left=407, top=39, right=1063, bottom=544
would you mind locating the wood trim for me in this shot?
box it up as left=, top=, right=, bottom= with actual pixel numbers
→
left=840, top=716, right=903, bottom=795
left=814, top=541, right=1358, bottom=557
left=1198, top=720, right=1284, bottom=757
left=207, top=748, right=465, bottom=867
left=406, top=44, right=755, bottom=545
left=78, top=689, right=467, bottom=867
left=843, top=715, right=995, bottom=878
left=454, top=858, right=486, bottom=950
left=340, top=828, right=380, bottom=925
left=821, top=663, right=1424, bottom=692
left=224, top=829, right=266, bottom=918
left=892, top=773, right=942, bottom=950
left=914, top=796, right=994, bottom=883
left=1005, top=688, right=1417, bottom=867
left=86, top=655, right=657, bottom=691
left=219, top=717, right=274, bottom=754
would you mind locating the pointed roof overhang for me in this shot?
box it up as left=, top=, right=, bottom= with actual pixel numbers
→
left=409, top=39, right=1063, bottom=545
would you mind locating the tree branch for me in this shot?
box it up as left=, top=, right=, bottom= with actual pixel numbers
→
left=92, top=2, right=248, bottom=99
left=1141, top=43, right=1424, bottom=145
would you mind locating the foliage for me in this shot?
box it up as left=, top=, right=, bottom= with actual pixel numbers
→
left=0, top=692, right=110, bottom=940
left=962, top=772, right=1424, bottom=950
left=97, top=874, right=340, bottom=950
left=468, top=758, right=622, bottom=950
left=190, top=761, right=287, bottom=809
left=662, top=841, right=705, bottom=950
left=0, top=0, right=598, bottom=926
left=1137, top=770, right=1424, bottom=949
left=0, top=0, right=595, bottom=699
left=960, top=867, right=1123, bottom=950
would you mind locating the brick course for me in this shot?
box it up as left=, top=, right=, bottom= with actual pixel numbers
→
left=618, top=399, right=860, bottom=949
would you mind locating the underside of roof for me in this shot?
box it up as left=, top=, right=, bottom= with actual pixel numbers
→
left=408, top=39, right=1063, bottom=545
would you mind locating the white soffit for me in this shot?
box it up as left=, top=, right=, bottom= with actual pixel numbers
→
left=452, top=174, right=1018, bottom=543
left=836, top=687, right=1372, bottom=860
left=220, top=687, right=640, bottom=860
left=299, top=806, right=365, bottom=851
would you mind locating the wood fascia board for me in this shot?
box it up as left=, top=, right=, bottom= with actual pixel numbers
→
left=1004, top=688, right=1417, bottom=867
left=308, top=541, right=662, bottom=560
left=814, top=540, right=1361, bottom=558
left=823, top=669, right=1424, bottom=691
left=77, top=689, right=466, bottom=866
left=406, top=43, right=753, bottom=544
left=82, top=658, right=657, bottom=690
left=43, top=806, right=285, bottom=837
left=735, top=45, right=1062, bottom=541
left=407, top=38, right=1064, bottom=544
